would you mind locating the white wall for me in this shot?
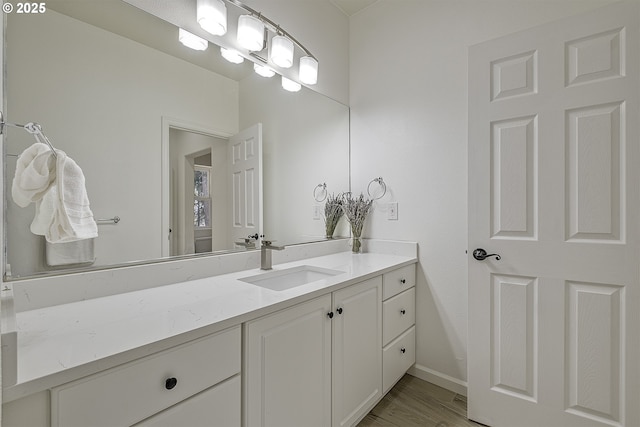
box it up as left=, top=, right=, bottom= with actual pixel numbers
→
left=349, top=0, right=615, bottom=389
left=6, top=10, right=238, bottom=277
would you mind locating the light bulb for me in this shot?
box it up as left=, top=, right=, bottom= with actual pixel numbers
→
left=281, top=76, right=301, bottom=92
left=254, top=63, right=275, bottom=78
left=197, top=0, right=227, bottom=36
left=299, top=56, right=318, bottom=85
left=178, top=28, right=208, bottom=51
left=237, top=15, right=265, bottom=51
left=221, top=47, right=244, bottom=64
left=271, top=35, right=294, bottom=68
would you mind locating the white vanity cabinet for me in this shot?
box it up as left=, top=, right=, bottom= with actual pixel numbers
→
left=332, top=276, right=383, bottom=427
left=381, top=264, right=416, bottom=393
left=244, top=276, right=382, bottom=427
left=50, top=326, right=241, bottom=427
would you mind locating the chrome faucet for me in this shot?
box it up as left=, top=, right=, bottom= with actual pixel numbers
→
left=235, top=233, right=259, bottom=249
left=261, top=240, right=285, bottom=270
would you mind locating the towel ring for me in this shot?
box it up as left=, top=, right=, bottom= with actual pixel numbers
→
left=367, top=177, right=387, bottom=200
left=314, top=183, right=327, bottom=202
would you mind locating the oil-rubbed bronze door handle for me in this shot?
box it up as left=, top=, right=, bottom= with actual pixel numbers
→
left=473, top=248, right=501, bottom=261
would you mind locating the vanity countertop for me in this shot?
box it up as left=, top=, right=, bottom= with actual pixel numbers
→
left=5, top=249, right=416, bottom=402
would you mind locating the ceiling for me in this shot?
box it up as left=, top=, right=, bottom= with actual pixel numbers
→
left=330, top=0, right=380, bottom=17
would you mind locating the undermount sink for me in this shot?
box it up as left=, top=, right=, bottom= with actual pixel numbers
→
left=240, top=265, right=344, bottom=291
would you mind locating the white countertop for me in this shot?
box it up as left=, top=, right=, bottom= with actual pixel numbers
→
left=6, top=249, right=416, bottom=402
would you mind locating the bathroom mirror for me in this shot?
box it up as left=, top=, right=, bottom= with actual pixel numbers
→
left=4, top=0, right=350, bottom=279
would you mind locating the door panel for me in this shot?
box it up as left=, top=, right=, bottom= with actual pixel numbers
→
left=228, top=124, right=262, bottom=247
left=468, top=2, right=639, bottom=426
left=490, top=274, right=537, bottom=402
left=490, top=116, right=538, bottom=239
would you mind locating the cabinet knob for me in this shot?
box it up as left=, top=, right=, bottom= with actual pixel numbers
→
left=337, top=307, right=343, bottom=315
left=400, top=347, right=406, bottom=354
left=400, top=279, right=406, bottom=284
left=165, top=377, right=178, bottom=390
left=327, top=312, right=334, bottom=319
left=400, top=309, right=406, bottom=315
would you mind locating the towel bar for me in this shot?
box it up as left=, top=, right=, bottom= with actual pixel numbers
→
left=97, top=216, right=120, bottom=225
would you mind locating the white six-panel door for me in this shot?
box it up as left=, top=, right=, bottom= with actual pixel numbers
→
left=468, top=2, right=639, bottom=426
left=228, top=123, right=262, bottom=247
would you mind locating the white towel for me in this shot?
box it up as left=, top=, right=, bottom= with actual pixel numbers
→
left=12, top=143, right=98, bottom=243
left=11, top=142, right=55, bottom=207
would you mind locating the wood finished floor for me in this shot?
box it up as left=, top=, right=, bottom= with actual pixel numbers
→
left=358, top=375, right=483, bottom=427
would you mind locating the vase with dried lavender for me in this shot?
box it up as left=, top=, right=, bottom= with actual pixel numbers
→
left=342, top=192, right=373, bottom=253
left=324, top=193, right=344, bottom=239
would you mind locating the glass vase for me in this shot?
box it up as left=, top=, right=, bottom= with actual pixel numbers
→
left=352, top=235, right=362, bottom=253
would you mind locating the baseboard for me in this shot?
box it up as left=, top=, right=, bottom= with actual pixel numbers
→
left=408, top=364, right=468, bottom=396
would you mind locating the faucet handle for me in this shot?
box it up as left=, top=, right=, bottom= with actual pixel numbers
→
left=247, top=233, right=259, bottom=240
left=262, top=239, right=285, bottom=250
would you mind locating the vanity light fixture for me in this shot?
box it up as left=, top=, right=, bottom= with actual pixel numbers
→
left=197, top=0, right=227, bottom=36
left=221, top=47, right=244, bottom=64
left=254, top=63, right=275, bottom=78
left=192, top=0, right=319, bottom=87
left=237, top=14, right=265, bottom=51
left=299, top=56, right=318, bottom=85
left=270, top=35, right=294, bottom=68
left=281, top=76, right=301, bottom=92
left=178, top=28, right=208, bottom=51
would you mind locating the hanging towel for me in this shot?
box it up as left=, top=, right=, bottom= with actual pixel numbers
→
left=12, top=143, right=98, bottom=243
left=45, top=239, right=95, bottom=266
left=11, top=142, right=56, bottom=207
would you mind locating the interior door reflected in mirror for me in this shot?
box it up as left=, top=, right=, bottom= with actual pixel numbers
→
left=167, top=124, right=262, bottom=257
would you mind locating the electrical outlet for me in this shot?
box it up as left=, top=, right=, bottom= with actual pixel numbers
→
left=313, top=204, right=322, bottom=220
left=388, top=202, right=398, bottom=220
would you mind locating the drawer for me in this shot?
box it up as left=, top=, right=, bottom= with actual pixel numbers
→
left=382, top=287, right=415, bottom=346
left=134, top=374, right=241, bottom=427
left=383, top=326, right=415, bottom=393
left=383, top=264, right=416, bottom=300
left=52, top=325, right=241, bottom=427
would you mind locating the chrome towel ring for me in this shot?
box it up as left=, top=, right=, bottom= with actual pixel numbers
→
left=314, top=183, right=327, bottom=202
left=367, top=177, right=386, bottom=200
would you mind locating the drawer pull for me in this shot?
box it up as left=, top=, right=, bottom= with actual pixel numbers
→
left=400, top=309, right=406, bottom=315
left=337, top=307, right=343, bottom=315
left=400, top=347, right=406, bottom=354
left=165, top=377, right=178, bottom=390
left=327, top=312, right=334, bottom=319
left=400, top=279, right=406, bottom=284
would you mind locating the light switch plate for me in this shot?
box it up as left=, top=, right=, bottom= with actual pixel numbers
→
left=388, top=202, right=398, bottom=220
left=313, top=204, right=322, bottom=220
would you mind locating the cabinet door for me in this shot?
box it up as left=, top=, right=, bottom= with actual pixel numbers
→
left=244, top=295, right=332, bottom=427
left=133, top=375, right=240, bottom=427
left=332, top=276, right=382, bottom=427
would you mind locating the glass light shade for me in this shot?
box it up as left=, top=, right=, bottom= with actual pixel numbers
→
left=197, top=0, right=227, bottom=36
left=281, top=76, right=301, bottom=92
left=178, top=28, right=208, bottom=51
left=220, top=47, right=244, bottom=64
left=254, top=63, right=275, bottom=78
left=237, top=15, right=265, bottom=51
left=271, top=35, right=294, bottom=68
left=299, top=56, right=318, bottom=85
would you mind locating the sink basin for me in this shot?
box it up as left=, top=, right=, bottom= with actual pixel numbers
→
left=240, top=265, right=344, bottom=291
